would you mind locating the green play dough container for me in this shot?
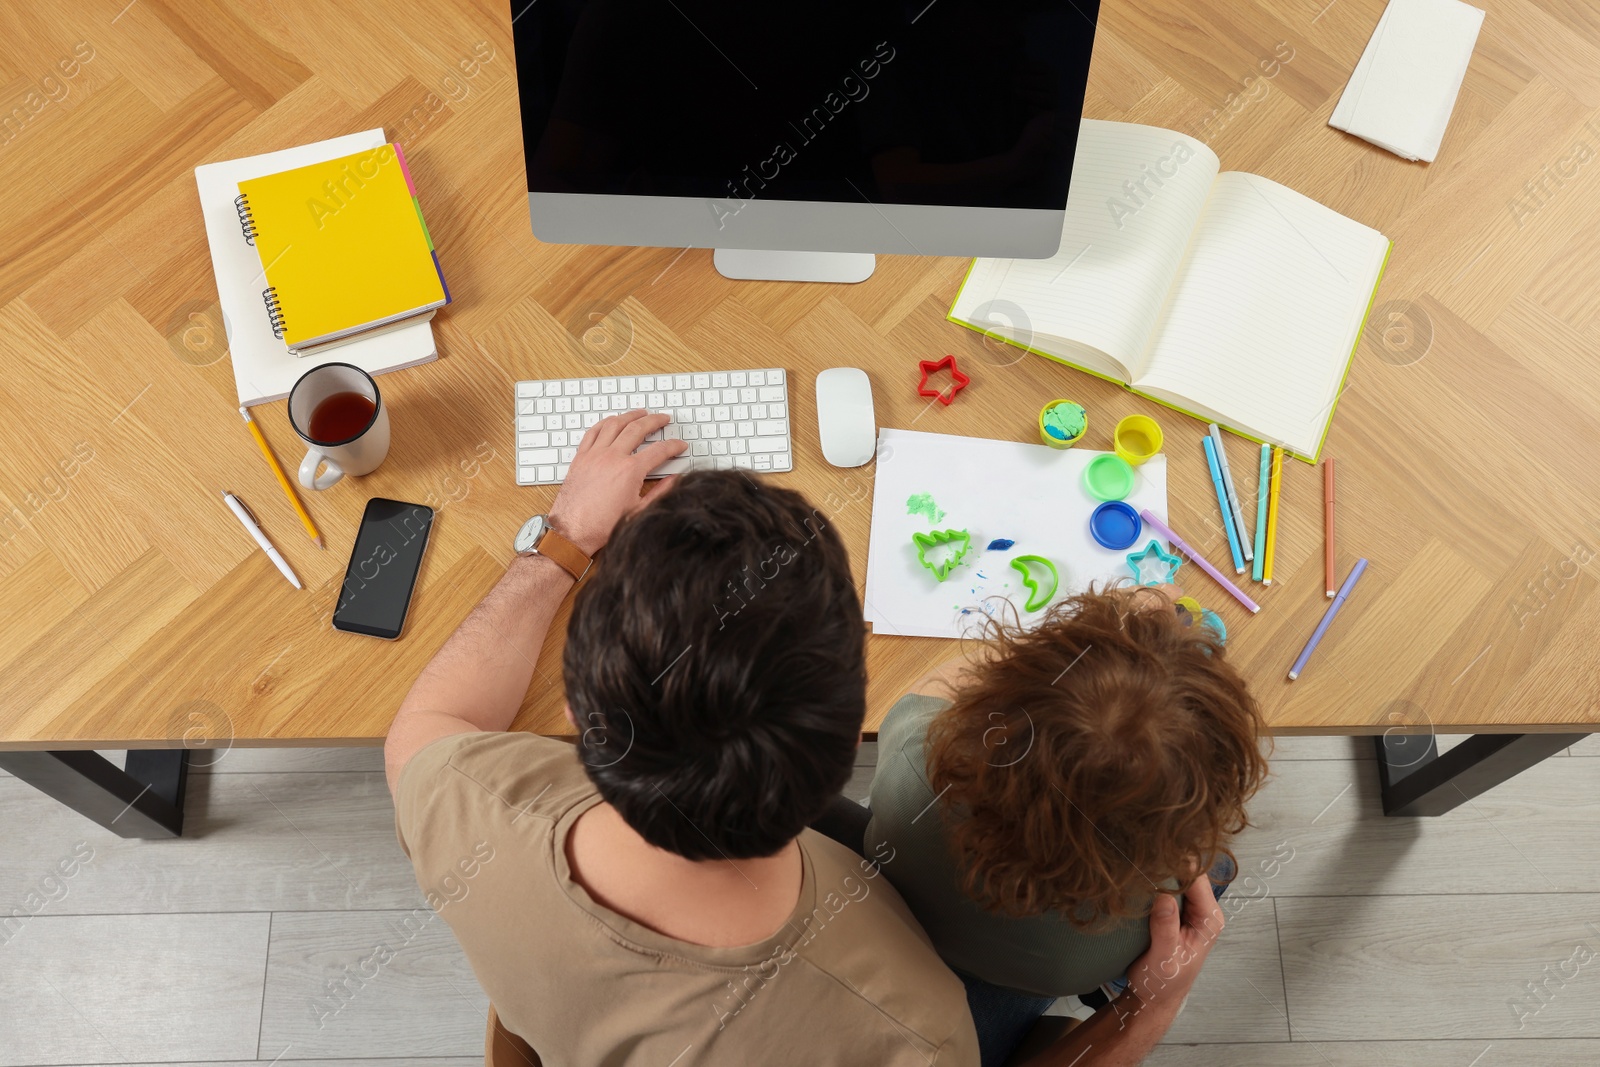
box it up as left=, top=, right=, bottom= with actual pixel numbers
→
left=1082, top=453, right=1135, bottom=501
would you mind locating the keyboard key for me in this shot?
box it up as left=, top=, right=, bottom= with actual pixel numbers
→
left=737, top=421, right=754, bottom=438
left=637, top=375, right=655, bottom=390
left=555, top=397, right=573, bottom=413
left=563, top=380, right=580, bottom=395
left=574, top=396, right=591, bottom=412
left=520, top=448, right=558, bottom=465
left=561, top=447, right=578, bottom=463
left=536, top=398, right=554, bottom=414
left=629, top=394, right=646, bottom=408
left=674, top=374, right=691, bottom=389
left=769, top=369, right=784, bottom=383
left=749, top=437, right=786, bottom=453
left=648, top=393, right=665, bottom=407
left=715, top=456, right=733, bottom=470
left=731, top=439, right=747, bottom=454
left=620, top=377, right=636, bottom=392
left=518, top=399, right=537, bottom=416
left=664, top=425, right=681, bottom=440
left=571, top=426, right=586, bottom=444
left=758, top=386, right=784, bottom=402
left=753, top=455, right=771, bottom=470
left=756, top=419, right=787, bottom=436
left=583, top=412, right=601, bottom=427
left=694, top=407, right=713, bottom=423
left=519, top=432, right=550, bottom=449
left=713, top=405, right=731, bottom=421
left=601, top=379, right=617, bottom=393
left=734, top=404, right=750, bottom=420
left=750, top=370, right=766, bottom=386
left=612, top=396, right=628, bottom=410
left=517, top=415, right=542, bottom=431
left=712, top=372, right=728, bottom=387
left=676, top=408, right=694, bottom=424
left=723, top=388, right=739, bottom=404
left=692, top=373, right=711, bottom=389
left=581, top=379, right=600, bottom=394
left=517, top=382, right=542, bottom=398
left=731, top=371, right=747, bottom=387
left=681, top=425, right=699, bottom=440
left=769, top=402, right=786, bottom=418
left=556, top=464, right=569, bottom=480
left=537, top=465, right=556, bottom=482
left=565, top=413, right=582, bottom=429
left=667, top=391, right=683, bottom=406
left=771, top=452, right=791, bottom=470
left=735, top=455, right=752, bottom=468
left=692, top=441, right=710, bottom=456
left=551, top=430, right=568, bottom=446
left=741, top=388, right=757, bottom=403
left=645, top=429, right=663, bottom=443
left=751, top=404, right=767, bottom=419
left=712, top=439, right=729, bottom=455
left=650, top=456, right=693, bottom=477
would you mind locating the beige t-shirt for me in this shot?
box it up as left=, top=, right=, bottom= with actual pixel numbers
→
left=396, top=731, right=980, bottom=1067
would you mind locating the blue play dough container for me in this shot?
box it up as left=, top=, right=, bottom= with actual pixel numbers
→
left=1090, top=501, right=1142, bottom=550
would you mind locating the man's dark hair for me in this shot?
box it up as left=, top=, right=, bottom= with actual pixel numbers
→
left=564, top=471, right=865, bottom=860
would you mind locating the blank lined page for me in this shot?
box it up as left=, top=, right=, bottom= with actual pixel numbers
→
left=951, top=120, right=1219, bottom=378
left=1136, top=172, right=1390, bottom=454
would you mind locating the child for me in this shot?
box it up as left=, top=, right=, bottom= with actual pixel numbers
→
left=864, top=586, right=1268, bottom=1065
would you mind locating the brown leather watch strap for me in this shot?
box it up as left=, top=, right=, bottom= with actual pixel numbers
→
left=535, top=525, right=592, bottom=582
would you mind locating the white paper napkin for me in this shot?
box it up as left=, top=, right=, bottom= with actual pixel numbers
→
left=1329, top=0, right=1485, bottom=163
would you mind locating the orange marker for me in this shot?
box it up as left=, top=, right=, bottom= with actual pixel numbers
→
left=1323, top=459, right=1337, bottom=598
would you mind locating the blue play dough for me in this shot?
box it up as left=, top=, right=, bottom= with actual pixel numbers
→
left=1090, top=501, right=1142, bottom=550
left=986, top=538, right=1015, bottom=551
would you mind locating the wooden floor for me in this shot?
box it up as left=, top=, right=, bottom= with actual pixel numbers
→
left=6, top=739, right=1600, bottom=1065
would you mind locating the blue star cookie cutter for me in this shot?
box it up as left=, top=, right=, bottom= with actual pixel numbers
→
left=1127, top=540, right=1183, bottom=585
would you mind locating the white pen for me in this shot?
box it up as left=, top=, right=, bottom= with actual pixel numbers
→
left=1208, top=423, right=1253, bottom=563
left=222, top=490, right=302, bottom=589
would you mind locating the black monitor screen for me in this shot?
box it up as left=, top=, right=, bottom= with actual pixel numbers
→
left=512, top=0, right=1098, bottom=210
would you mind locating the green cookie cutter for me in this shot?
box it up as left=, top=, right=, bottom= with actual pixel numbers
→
left=913, top=528, right=972, bottom=582
left=1009, top=554, right=1059, bottom=612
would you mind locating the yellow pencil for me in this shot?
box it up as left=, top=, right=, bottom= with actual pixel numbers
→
left=1263, top=446, right=1283, bottom=585
left=239, top=406, right=324, bottom=549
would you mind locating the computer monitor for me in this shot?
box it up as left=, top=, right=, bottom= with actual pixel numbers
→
left=511, top=0, right=1100, bottom=282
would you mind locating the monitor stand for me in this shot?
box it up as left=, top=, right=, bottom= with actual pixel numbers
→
left=713, top=249, right=876, bottom=284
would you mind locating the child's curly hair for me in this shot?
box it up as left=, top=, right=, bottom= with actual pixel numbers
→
left=925, top=588, right=1269, bottom=928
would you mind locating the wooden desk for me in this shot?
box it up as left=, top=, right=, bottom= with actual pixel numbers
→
left=2, top=1, right=1596, bottom=835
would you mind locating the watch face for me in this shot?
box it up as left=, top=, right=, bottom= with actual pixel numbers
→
left=514, top=515, right=547, bottom=554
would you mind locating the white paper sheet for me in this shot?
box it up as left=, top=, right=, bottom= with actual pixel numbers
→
left=863, top=429, right=1170, bottom=639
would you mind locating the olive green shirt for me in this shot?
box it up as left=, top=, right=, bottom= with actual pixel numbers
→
left=866, top=694, right=1151, bottom=997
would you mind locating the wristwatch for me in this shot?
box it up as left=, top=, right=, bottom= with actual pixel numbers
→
left=514, top=515, right=592, bottom=582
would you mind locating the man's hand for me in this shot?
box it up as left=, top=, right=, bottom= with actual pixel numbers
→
left=548, top=410, right=687, bottom=555
left=1126, top=875, right=1224, bottom=1014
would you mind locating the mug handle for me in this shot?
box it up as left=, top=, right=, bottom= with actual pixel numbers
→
left=299, top=449, right=344, bottom=490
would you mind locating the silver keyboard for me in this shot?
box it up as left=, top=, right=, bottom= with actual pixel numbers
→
left=514, top=368, right=792, bottom=486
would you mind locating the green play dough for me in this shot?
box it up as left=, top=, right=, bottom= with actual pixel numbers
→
left=1043, top=402, right=1086, bottom=440
left=906, top=492, right=945, bottom=522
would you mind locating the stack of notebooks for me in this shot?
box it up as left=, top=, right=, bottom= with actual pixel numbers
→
left=949, top=119, right=1392, bottom=461
left=196, top=129, right=449, bottom=406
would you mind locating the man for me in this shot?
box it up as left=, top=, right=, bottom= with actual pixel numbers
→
left=385, top=409, right=1220, bottom=1066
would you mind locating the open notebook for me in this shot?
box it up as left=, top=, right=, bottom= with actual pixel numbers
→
left=949, top=119, right=1392, bottom=460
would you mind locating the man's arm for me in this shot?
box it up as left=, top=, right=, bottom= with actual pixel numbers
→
left=383, top=410, right=685, bottom=792
left=1016, top=875, right=1225, bottom=1067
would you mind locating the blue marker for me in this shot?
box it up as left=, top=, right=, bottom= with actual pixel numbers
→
left=1203, top=436, right=1246, bottom=573
left=1252, top=443, right=1270, bottom=582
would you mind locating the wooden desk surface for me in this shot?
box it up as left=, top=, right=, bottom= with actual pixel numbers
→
left=3, top=1, right=1598, bottom=750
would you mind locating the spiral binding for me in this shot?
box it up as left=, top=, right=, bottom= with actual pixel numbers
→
left=234, top=193, right=258, bottom=246
left=262, top=286, right=288, bottom=339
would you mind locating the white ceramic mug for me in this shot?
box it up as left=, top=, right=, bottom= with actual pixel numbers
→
left=287, top=363, right=391, bottom=490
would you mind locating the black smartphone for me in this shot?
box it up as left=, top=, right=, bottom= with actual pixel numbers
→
left=332, top=498, right=435, bottom=640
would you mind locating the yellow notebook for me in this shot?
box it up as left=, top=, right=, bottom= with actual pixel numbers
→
left=949, top=120, right=1391, bottom=462
left=236, top=143, right=449, bottom=352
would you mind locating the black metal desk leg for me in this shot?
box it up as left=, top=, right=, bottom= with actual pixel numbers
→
left=1374, top=733, right=1586, bottom=817
left=0, top=750, right=189, bottom=838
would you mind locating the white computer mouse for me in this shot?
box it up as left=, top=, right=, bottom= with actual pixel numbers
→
left=815, top=367, right=876, bottom=468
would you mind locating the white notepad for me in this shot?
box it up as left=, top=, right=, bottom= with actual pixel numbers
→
left=195, top=130, right=437, bottom=407
left=1330, top=0, right=1485, bottom=163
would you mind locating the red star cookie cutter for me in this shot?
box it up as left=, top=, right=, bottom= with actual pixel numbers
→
left=916, top=354, right=970, bottom=406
